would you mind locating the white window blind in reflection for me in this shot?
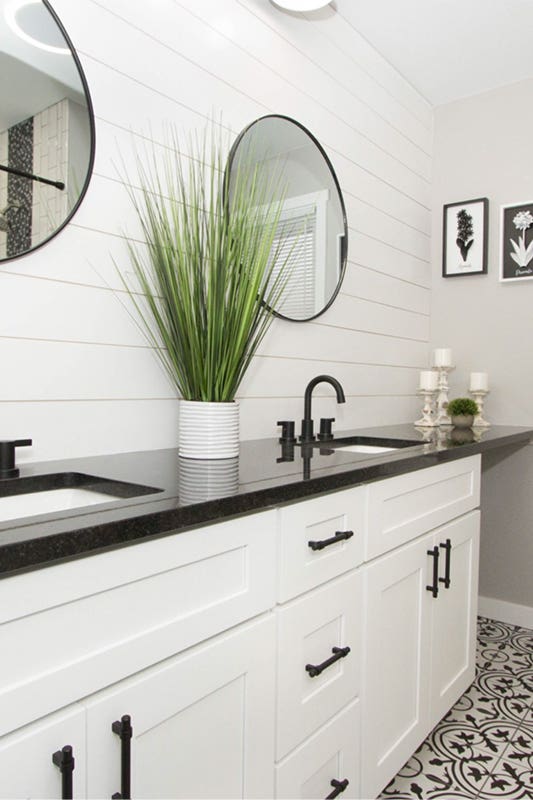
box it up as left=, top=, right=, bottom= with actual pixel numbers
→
left=271, top=204, right=316, bottom=319
left=267, top=189, right=328, bottom=320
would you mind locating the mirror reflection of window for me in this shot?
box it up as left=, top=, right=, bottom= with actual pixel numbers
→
left=227, top=115, right=347, bottom=322
left=0, top=0, right=94, bottom=262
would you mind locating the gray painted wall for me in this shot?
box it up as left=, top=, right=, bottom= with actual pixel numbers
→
left=431, top=78, right=533, bottom=613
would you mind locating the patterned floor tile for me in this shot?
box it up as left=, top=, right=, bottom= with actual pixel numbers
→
left=379, top=617, right=533, bottom=800
left=476, top=724, right=533, bottom=799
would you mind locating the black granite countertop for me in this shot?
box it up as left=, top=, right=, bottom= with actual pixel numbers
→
left=0, top=423, right=531, bottom=578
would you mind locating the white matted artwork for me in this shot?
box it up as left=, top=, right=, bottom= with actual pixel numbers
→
left=442, top=197, right=488, bottom=277
left=500, top=201, right=533, bottom=282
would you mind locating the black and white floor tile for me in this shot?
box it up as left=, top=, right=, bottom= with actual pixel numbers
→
left=379, top=617, right=533, bottom=800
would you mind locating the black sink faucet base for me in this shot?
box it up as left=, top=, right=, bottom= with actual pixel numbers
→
left=0, top=439, right=32, bottom=479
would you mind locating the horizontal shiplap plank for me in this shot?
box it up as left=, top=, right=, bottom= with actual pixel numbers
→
left=239, top=395, right=420, bottom=441
left=0, top=339, right=172, bottom=401
left=260, top=318, right=428, bottom=367
left=0, top=274, right=144, bottom=347
left=348, top=232, right=431, bottom=287
left=238, top=357, right=420, bottom=399
left=342, top=263, right=430, bottom=316
left=320, top=294, right=429, bottom=341
left=0, top=399, right=180, bottom=461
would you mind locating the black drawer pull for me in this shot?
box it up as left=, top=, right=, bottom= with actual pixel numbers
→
left=426, top=546, right=440, bottom=598
left=308, top=530, right=354, bottom=551
left=112, top=714, right=133, bottom=800
left=306, top=646, right=350, bottom=677
left=439, top=538, right=452, bottom=589
left=326, top=778, right=349, bottom=799
left=52, top=745, right=75, bottom=800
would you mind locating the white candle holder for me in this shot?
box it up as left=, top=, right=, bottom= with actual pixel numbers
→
left=435, top=366, right=454, bottom=426
left=470, top=389, right=491, bottom=427
left=415, top=388, right=438, bottom=427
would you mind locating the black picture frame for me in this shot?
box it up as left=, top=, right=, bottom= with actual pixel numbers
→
left=500, top=201, right=533, bottom=282
left=442, top=197, right=488, bottom=277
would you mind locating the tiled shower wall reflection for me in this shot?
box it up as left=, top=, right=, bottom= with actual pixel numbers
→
left=0, top=99, right=69, bottom=259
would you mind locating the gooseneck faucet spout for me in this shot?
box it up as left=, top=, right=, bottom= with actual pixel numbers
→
left=300, top=375, right=346, bottom=443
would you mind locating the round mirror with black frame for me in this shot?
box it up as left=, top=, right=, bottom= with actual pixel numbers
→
left=0, top=0, right=95, bottom=262
left=226, top=114, right=348, bottom=322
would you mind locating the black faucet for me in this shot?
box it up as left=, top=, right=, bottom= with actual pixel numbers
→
left=300, top=375, right=346, bottom=443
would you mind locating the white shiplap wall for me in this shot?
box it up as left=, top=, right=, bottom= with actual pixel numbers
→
left=0, top=0, right=432, bottom=462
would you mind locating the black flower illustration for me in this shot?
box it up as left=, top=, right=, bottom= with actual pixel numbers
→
left=456, top=209, right=474, bottom=262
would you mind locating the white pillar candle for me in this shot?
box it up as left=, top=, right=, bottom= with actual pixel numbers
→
left=470, top=372, right=488, bottom=391
left=432, top=348, right=453, bottom=368
left=419, top=370, right=439, bottom=391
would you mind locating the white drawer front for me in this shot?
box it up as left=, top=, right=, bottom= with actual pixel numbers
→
left=0, top=511, right=276, bottom=736
left=278, top=487, right=365, bottom=602
left=276, top=571, right=362, bottom=759
left=275, top=700, right=360, bottom=800
left=365, top=455, right=480, bottom=560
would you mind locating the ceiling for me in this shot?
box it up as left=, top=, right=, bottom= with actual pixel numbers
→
left=336, top=0, right=533, bottom=107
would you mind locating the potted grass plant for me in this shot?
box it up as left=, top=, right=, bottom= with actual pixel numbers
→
left=121, top=125, right=289, bottom=459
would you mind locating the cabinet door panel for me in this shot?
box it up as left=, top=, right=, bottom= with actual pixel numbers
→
left=275, top=700, right=360, bottom=799
left=277, top=571, right=361, bottom=759
left=86, top=616, right=275, bottom=799
left=430, top=511, right=480, bottom=727
left=362, top=534, right=432, bottom=799
left=0, top=706, right=86, bottom=799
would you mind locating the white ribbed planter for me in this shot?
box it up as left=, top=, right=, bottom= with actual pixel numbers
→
left=179, top=400, right=240, bottom=459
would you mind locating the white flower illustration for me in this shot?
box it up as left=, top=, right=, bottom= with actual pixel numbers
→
left=513, top=210, right=533, bottom=231
left=510, top=209, right=533, bottom=268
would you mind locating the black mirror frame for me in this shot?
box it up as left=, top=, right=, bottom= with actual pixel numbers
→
left=0, top=0, right=96, bottom=264
left=225, top=114, right=348, bottom=323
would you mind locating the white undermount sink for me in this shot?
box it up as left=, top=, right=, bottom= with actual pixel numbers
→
left=0, top=472, right=163, bottom=523
left=0, top=487, right=126, bottom=522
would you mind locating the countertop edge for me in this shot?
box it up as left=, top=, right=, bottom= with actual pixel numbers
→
left=0, top=427, right=531, bottom=579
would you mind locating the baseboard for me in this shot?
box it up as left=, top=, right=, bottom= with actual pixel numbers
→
left=478, top=595, right=533, bottom=629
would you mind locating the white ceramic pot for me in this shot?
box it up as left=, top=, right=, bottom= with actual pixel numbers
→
left=179, top=400, right=240, bottom=459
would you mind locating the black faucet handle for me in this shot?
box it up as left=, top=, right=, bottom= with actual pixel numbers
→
left=0, top=439, right=32, bottom=479
left=318, top=418, right=335, bottom=441
left=277, top=420, right=296, bottom=444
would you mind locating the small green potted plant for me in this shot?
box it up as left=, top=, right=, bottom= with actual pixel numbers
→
left=447, top=397, right=479, bottom=429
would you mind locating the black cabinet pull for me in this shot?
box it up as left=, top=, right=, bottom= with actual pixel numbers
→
left=52, top=745, right=75, bottom=800
left=112, top=714, right=133, bottom=800
left=426, top=546, right=440, bottom=598
left=306, top=646, right=350, bottom=677
left=308, top=530, right=354, bottom=551
left=326, top=778, right=349, bottom=799
left=439, top=538, right=452, bottom=589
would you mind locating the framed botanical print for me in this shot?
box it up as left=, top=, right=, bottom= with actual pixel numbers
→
left=500, top=201, right=533, bottom=281
left=442, top=197, right=488, bottom=277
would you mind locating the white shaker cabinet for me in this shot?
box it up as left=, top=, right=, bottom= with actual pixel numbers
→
left=362, top=509, right=480, bottom=798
